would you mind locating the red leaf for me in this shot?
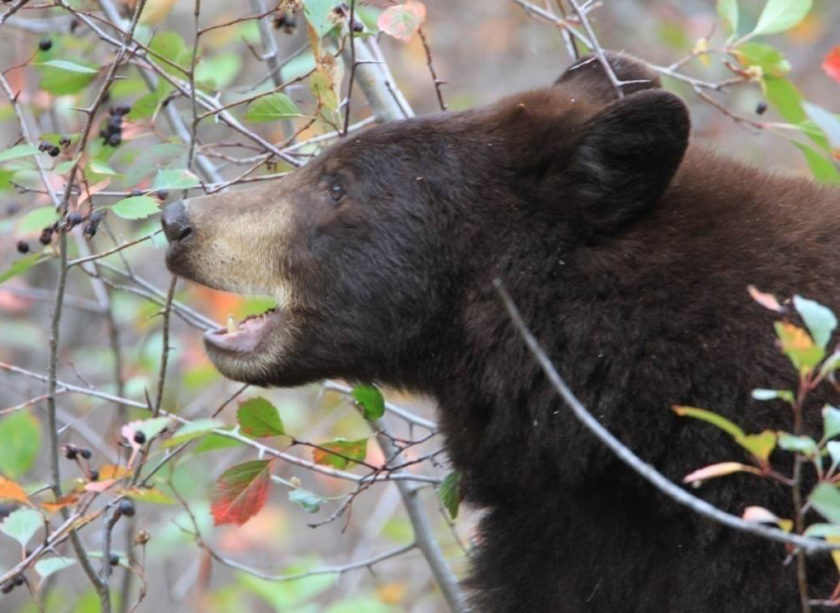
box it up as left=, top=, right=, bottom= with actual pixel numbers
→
left=0, top=476, right=29, bottom=504
left=377, top=1, right=426, bottom=43
left=211, top=460, right=272, bottom=525
left=823, top=47, right=840, bottom=84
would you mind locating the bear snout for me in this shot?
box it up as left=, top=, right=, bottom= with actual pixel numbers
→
left=161, top=200, right=193, bottom=244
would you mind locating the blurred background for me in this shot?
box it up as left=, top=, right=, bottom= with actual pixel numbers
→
left=0, top=1, right=839, bottom=611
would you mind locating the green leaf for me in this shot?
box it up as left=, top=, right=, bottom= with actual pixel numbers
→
left=775, top=321, right=824, bottom=373
left=34, top=556, right=75, bottom=579
left=152, top=168, right=200, bottom=191
left=740, top=430, right=777, bottom=463
left=149, top=31, right=189, bottom=74
left=0, top=144, right=38, bottom=163
left=752, top=388, right=794, bottom=403
left=794, top=143, right=840, bottom=185
left=237, top=397, right=285, bottom=437
left=0, top=411, right=41, bottom=478
left=351, top=385, right=385, bottom=420
left=17, top=206, right=59, bottom=233
left=165, top=419, right=224, bottom=447
left=245, top=93, right=302, bottom=123
left=777, top=432, right=817, bottom=455
left=752, top=0, right=812, bottom=36
left=734, top=42, right=790, bottom=77
left=303, top=0, right=340, bottom=38
left=1, top=508, right=42, bottom=547
left=87, top=160, right=119, bottom=176
left=821, top=352, right=840, bottom=378
left=823, top=406, right=840, bottom=441
left=131, top=417, right=172, bottom=441
left=804, top=523, right=840, bottom=538
left=288, top=488, right=325, bottom=513
left=111, top=196, right=160, bottom=220
left=810, top=483, right=840, bottom=524
left=211, top=460, right=272, bottom=525
left=39, top=60, right=98, bottom=74
left=793, top=295, right=837, bottom=350
left=717, top=0, right=739, bottom=34
left=193, top=432, right=244, bottom=453
left=0, top=253, right=52, bottom=286
left=39, top=58, right=99, bottom=95
left=312, top=438, right=368, bottom=469
left=438, top=471, right=461, bottom=520
left=195, top=53, right=242, bottom=91
left=803, top=102, right=840, bottom=150
left=765, top=76, right=805, bottom=123
left=828, top=441, right=840, bottom=471
left=672, top=406, right=745, bottom=439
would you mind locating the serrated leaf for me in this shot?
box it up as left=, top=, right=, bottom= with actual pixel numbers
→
left=149, top=31, right=189, bottom=74
left=17, top=206, right=59, bottom=233
left=777, top=432, right=817, bottom=455
left=193, top=432, right=243, bottom=453
left=0, top=253, right=51, bottom=285
left=34, top=556, right=75, bottom=579
left=152, top=168, right=200, bottom=190
left=165, top=419, right=224, bottom=447
left=683, top=462, right=756, bottom=483
left=378, top=1, right=426, bottom=42
left=717, top=0, right=739, bottom=34
left=111, top=196, right=160, bottom=220
left=793, top=295, right=837, bottom=350
left=438, top=471, right=461, bottom=519
left=288, top=488, right=325, bottom=513
left=0, top=144, right=38, bottom=163
left=811, top=483, right=840, bottom=524
left=672, top=406, right=745, bottom=439
left=0, top=411, right=41, bottom=478
left=303, top=0, right=341, bottom=38
left=195, top=53, right=242, bottom=91
left=775, top=321, right=824, bottom=373
left=39, top=58, right=99, bottom=95
left=351, top=385, right=385, bottom=420
left=312, top=438, right=367, bottom=469
left=245, top=93, right=302, bottom=123
left=1, top=508, right=42, bottom=547
left=237, top=397, right=285, bottom=437
left=752, top=0, right=812, bottom=36
left=0, top=476, right=29, bottom=504
left=211, top=460, right=272, bottom=525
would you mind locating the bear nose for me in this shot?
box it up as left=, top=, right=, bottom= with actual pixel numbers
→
left=161, top=200, right=193, bottom=244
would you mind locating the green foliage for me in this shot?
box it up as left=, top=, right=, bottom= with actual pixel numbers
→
left=751, top=0, right=812, bottom=36
left=111, top=196, right=160, bottom=220
left=237, top=397, right=286, bottom=437
left=245, top=93, right=302, bottom=123
left=438, top=471, right=461, bottom=519
left=312, top=438, right=368, bottom=469
left=17, top=206, right=59, bottom=232
left=288, top=488, right=326, bottom=513
left=152, top=168, right=200, bottom=190
left=0, top=411, right=42, bottom=478
left=38, top=58, right=99, bottom=95
left=0, top=144, right=38, bottom=162
left=1, top=508, right=43, bottom=548
left=351, top=385, right=386, bottom=420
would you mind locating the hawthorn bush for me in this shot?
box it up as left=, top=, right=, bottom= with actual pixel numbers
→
left=0, top=0, right=839, bottom=612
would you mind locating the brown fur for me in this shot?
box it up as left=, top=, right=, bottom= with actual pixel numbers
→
left=163, top=54, right=840, bottom=611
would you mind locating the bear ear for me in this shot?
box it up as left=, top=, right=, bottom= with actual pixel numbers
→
left=567, top=89, right=690, bottom=231
left=557, top=52, right=661, bottom=102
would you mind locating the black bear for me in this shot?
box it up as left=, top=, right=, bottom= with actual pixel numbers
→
left=162, top=53, right=840, bottom=611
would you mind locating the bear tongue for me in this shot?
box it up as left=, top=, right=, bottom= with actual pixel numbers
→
left=204, top=310, right=279, bottom=353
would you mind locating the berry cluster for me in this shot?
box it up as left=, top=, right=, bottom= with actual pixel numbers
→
left=100, top=105, right=131, bottom=147
left=272, top=11, right=296, bottom=33
left=37, top=141, right=60, bottom=157
left=0, top=575, right=24, bottom=595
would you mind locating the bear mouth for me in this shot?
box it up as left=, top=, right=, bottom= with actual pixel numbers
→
left=204, top=307, right=284, bottom=355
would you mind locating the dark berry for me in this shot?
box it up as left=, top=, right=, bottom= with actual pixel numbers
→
left=80, top=448, right=92, bottom=459
left=89, top=469, right=99, bottom=481
left=63, top=445, right=78, bottom=460
left=16, top=240, right=30, bottom=254
left=756, top=101, right=768, bottom=115
left=107, top=132, right=121, bottom=147
left=38, top=38, right=52, bottom=52
left=155, top=190, right=169, bottom=201
left=114, top=105, right=131, bottom=116
left=352, top=19, right=364, bottom=33
left=273, top=12, right=296, bottom=33
left=1, top=581, right=13, bottom=595
left=67, top=212, right=83, bottom=227
left=38, top=142, right=50, bottom=152
left=107, top=115, right=123, bottom=130
left=69, top=18, right=79, bottom=33
left=109, top=553, right=119, bottom=566
left=130, top=188, right=143, bottom=197
left=84, top=209, right=105, bottom=238
left=48, top=145, right=60, bottom=157
left=59, top=136, right=71, bottom=147
left=39, top=227, right=53, bottom=245
left=12, top=576, right=23, bottom=587
left=133, top=431, right=146, bottom=445
left=118, top=499, right=135, bottom=517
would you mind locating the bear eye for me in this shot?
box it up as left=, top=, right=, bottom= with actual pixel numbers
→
left=329, top=182, right=346, bottom=203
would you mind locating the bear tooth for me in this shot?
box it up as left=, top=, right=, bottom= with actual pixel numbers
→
left=227, top=314, right=237, bottom=335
